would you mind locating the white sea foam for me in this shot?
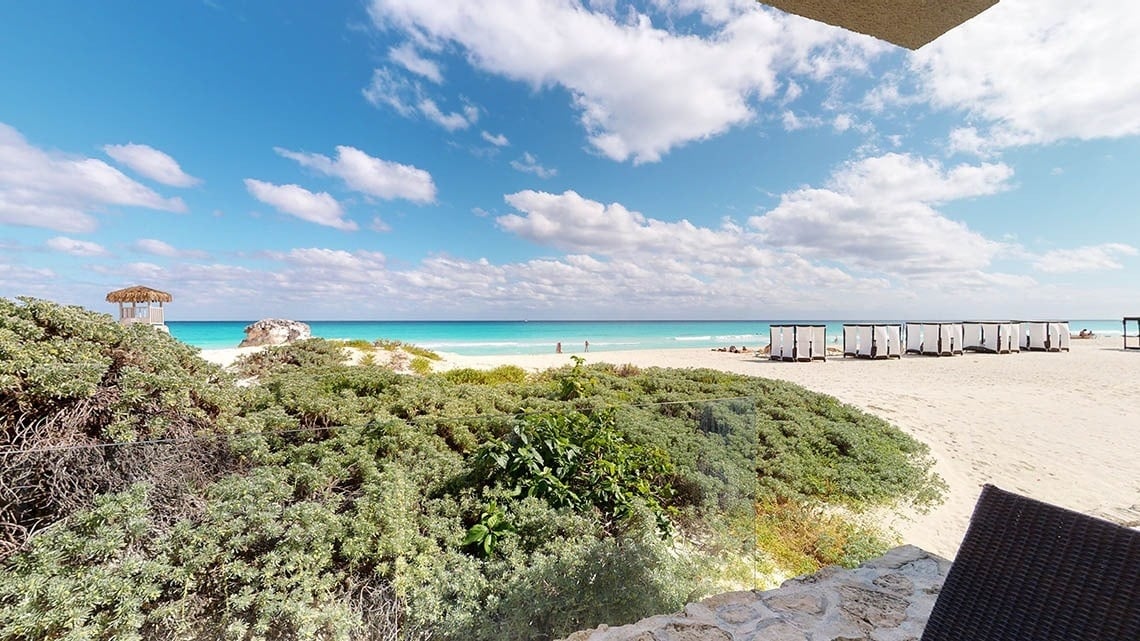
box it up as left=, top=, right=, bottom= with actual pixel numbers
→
left=713, top=334, right=763, bottom=342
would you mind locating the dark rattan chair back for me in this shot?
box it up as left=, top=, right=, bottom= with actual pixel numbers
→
left=921, top=484, right=1140, bottom=640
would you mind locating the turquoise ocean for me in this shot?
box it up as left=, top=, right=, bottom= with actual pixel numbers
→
left=168, top=319, right=1125, bottom=356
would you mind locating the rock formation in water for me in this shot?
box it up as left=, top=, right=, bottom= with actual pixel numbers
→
left=238, top=318, right=312, bottom=347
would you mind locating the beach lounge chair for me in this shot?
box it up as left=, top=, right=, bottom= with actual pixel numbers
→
left=921, top=485, right=1140, bottom=641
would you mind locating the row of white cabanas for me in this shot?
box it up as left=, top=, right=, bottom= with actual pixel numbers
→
left=770, top=321, right=1071, bottom=362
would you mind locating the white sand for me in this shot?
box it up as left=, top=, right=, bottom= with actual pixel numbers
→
left=200, top=337, right=1140, bottom=559
left=198, top=346, right=268, bottom=366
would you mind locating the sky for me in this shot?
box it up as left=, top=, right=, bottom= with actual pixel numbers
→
left=2, top=0, right=1140, bottom=321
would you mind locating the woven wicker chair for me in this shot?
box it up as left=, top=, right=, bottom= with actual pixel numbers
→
left=922, top=484, right=1140, bottom=640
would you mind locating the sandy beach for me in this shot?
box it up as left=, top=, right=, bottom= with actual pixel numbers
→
left=201, top=336, right=1140, bottom=559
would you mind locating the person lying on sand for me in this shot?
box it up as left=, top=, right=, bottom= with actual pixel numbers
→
left=1074, top=329, right=1095, bottom=339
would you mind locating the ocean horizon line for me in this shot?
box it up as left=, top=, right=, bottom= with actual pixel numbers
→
left=169, top=318, right=1126, bottom=356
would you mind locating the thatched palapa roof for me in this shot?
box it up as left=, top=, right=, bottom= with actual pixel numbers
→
left=105, top=285, right=173, bottom=303
left=758, top=0, right=998, bottom=50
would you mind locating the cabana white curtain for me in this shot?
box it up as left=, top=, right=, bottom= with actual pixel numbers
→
left=1049, top=322, right=1071, bottom=352
left=962, top=322, right=1019, bottom=354
left=906, top=324, right=923, bottom=353
left=770, top=325, right=826, bottom=362
left=1022, top=321, right=1070, bottom=352
left=842, top=324, right=902, bottom=359
left=905, top=322, right=964, bottom=356
left=843, top=326, right=858, bottom=357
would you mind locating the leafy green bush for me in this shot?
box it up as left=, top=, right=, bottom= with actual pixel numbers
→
left=232, top=338, right=347, bottom=378
left=443, top=365, right=528, bottom=385
left=0, top=298, right=239, bottom=555
left=374, top=339, right=441, bottom=361
left=334, top=338, right=376, bottom=351
left=409, top=356, right=432, bottom=375
left=476, top=410, right=676, bottom=537
left=0, top=299, right=945, bottom=640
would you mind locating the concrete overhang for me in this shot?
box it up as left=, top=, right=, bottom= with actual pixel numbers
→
left=758, top=0, right=999, bottom=49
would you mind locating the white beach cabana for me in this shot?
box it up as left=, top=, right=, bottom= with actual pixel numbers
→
left=1125, top=317, right=1140, bottom=350
left=842, top=323, right=902, bottom=359
left=1019, top=320, right=1070, bottom=352
left=769, top=324, right=827, bottom=362
left=904, top=322, right=964, bottom=356
left=961, top=321, right=1020, bottom=354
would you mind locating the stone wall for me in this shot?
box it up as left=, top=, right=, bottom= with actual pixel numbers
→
left=560, top=545, right=949, bottom=641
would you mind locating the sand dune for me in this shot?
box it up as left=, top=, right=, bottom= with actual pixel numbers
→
left=437, top=337, right=1140, bottom=558
left=201, top=336, right=1140, bottom=559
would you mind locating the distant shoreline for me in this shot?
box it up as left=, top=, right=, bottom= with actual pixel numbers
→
left=172, top=319, right=1127, bottom=355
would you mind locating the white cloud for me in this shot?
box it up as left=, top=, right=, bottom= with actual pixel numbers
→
left=1033, top=243, right=1138, bottom=273
left=832, top=113, right=853, bottom=132
left=275, top=145, right=436, bottom=202
left=132, top=238, right=209, bottom=259
left=481, top=131, right=510, bottom=147
left=496, top=189, right=775, bottom=268
left=781, top=110, right=821, bottom=131
left=45, top=236, right=108, bottom=257
left=367, top=0, right=887, bottom=163
left=103, top=143, right=200, bottom=187
left=362, top=68, right=417, bottom=116
left=509, top=152, right=557, bottom=178
left=388, top=43, right=443, bottom=83
left=272, top=247, right=386, bottom=271
left=363, top=67, right=480, bottom=131
left=0, top=264, right=56, bottom=299
left=749, top=153, right=1014, bottom=273
left=369, top=216, right=392, bottom=232
left=911, top=0, right=1140, bottom=149
left=780, top=80, right=803, bottom=105
left=243, top=179, right=357, bottom=231
left=946, top=127, right=994, bottom=157
left=418, top=98, right=477, bottom=130
left=0, top=122, right=187, bottom=233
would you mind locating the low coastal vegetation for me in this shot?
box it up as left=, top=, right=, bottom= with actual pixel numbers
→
left=0, top=298, right=944, bottom=640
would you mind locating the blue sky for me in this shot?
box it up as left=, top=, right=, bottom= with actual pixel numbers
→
left=2, top=0, right=1139, bottom=320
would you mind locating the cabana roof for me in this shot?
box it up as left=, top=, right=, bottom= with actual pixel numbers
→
left=105, top=285, right=173, bottom=304
left=758, top=0, right=998, bottom=50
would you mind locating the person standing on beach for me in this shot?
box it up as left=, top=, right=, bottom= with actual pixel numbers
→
left=584, top=340, right=589, bottom=352
left=556, top=341, right=562, bottom=354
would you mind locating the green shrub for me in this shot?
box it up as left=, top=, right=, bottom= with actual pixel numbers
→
left=476, top=409, right=676, bottom=535
left=232, top=338, right=347, bottom=378
left=334, top=338, right=376, bottom=351
left=373, top=339, right=441, bottom=360
left=410, top=356, right=432, bottom=375
left=0, top=299, right=945, bottom=640
left=443, top=365, right=527, bottom=386
left=0, top=298, right=240, bottom=554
